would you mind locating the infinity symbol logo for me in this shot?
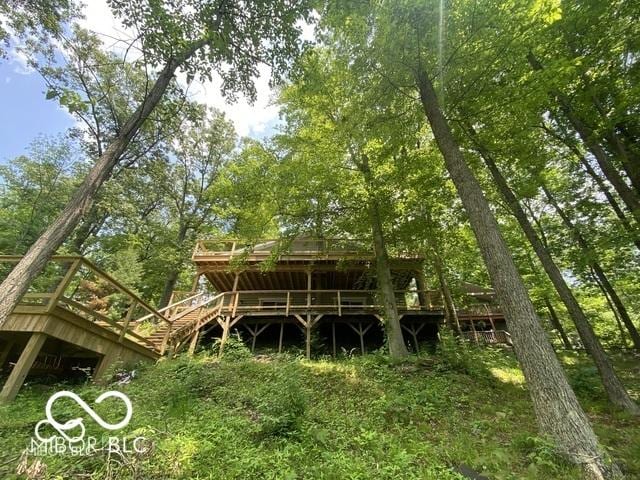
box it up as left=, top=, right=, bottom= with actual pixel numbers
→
left=34, top=391, right=133, bottom=443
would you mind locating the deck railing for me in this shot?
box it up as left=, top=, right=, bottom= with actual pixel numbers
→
left=210, top=289, right=444, bottom=316
left=193, top=238, right=374, bottom=259
left=460, top=330, right=512, bottom=345
left=0, top=256, right=178, bottom=353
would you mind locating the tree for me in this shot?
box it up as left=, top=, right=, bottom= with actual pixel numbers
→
left=0, top=0, right=312, bottom=327
left=321, top=1, right=623, bottom=475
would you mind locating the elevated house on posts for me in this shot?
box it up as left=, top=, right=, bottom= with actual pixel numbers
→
left=0, top=237, right=507, bottom=402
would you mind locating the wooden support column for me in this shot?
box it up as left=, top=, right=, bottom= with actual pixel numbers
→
left=306, top=313, right=312, bottom=360
left=306, top=269, right=312, bottom=309
left=0, top=341, right=15, bottom=371
left=119, top=300, right=137, bottom=343
left=470, top=318, right=478, bottom=342
left=0, top=333, right=47, bottom=402
left=488, top=316, right=496, bottom=331
left=93, top=348, right=119, bottom=382
left=332, top=321, right=337, bottom=357
left=278, top=321, right=284, bottom=353
left=188, top=329, right=200, bottom=356
left=347, top=322, right=373, bottom=355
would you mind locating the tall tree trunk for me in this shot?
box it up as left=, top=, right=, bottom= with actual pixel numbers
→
left=544, top=297, right=573, bottom=350
left=0, top=41, right=205, bottom=328
left=357, top=155, right=408, bottom=359
left=158, top=223, right=190, bottom=308
left=592, top=269, right=630, bottom=349
left=528, top=52, right=640, bottom=224
left=465, top=125, right=639, bottom=413
left=159, top=269, right=180, bottom=309
left=576, top=155, right=640, bottom=251
left=542, top=184, right=640, bottom=352
left=416, top=70, right=621, bottom=478
left=433, top=249, right=460, bottom=335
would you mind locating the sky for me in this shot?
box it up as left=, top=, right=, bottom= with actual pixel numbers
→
left=0, top=1, right=313, bottom=164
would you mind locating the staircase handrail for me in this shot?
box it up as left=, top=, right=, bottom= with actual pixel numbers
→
left=135, top=292, right=204, bottom=324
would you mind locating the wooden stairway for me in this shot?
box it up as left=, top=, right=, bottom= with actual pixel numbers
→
left=143, top=293, right=225, bottom=354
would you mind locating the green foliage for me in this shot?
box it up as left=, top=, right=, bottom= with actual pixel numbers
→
left=4, top=349, right=639, bottom=479
left=210, top=333, right=252, bottom=361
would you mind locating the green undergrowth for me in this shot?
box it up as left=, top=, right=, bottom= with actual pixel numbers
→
left=0, top=340, right=638, bottom=479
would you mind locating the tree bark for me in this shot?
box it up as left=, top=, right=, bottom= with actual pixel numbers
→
left=592, top=269, right=630, bottom=349
left=542, top=184, right=640, bottom=352
left=433, top=250, right=461, bottom=335
left=528, top=52, right=640, bottom=225
left=159, top=269, right=180, bottom=309
left=0, top=41, right=205, bottom=327
left=544, top=297, right=573, bottom=350
left=465, top=125, right=639, bottom=413
left=357, top=155, right=408, bottom=359
left=576, top=155, right=640, bottom=251
left=416, top=69, right=621, bottom=478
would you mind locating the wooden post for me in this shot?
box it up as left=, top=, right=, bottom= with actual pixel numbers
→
left=47, top=259, right=82, bottom=312
left=286, top=291, right=290, bottom=316
left=119, top=299, right=137, bottom=342
left=306, top=313, right=311, bottom=360
left=307, top=270, right=312, bottom=309
left=188, top=329, right=200, bottom=356
left=93, top=348, right=118, bottom=382
left=358, top=322, right=365, bottom=355
left=0, top=341, right=15, bottom=371
left=0, top=333, right=47, bottom=402
left=337, top=290, right=342, bottom=316
left=278, top=320, right=284, bottom=353
left=488, top=316, right=496, bottom=331
left=332, top=321, right=337, bottom=357
left=231, top=272, right=240, bottom=317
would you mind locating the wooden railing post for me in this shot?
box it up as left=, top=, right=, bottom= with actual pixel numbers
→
left=118, top=299, right=137, bottom=343
left=286, top=291, right=290, bottom=316
left=160, top=321, right=173, bottom=355
left=337, top=290, right=342, bottom=317
left=47, top=259, right=82, bottom=312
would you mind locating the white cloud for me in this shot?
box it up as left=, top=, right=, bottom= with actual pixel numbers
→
left=79, top=0, right=287, bottom=140
left=183, top=64, right=280, bottom=138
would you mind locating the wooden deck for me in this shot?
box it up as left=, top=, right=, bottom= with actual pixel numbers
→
left=0, top=247, right=509, bottom=401
left=0, top=256, right=224, bottom=402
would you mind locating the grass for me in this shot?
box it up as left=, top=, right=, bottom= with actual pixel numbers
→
left=0, top=339, right=638, bottom=479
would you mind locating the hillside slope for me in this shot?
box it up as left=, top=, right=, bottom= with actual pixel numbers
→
left=1, top=342, right=638, bottom=479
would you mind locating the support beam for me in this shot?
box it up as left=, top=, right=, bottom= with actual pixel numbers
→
left=306, top=313, right=312, bottom=359
left=332, top=321, right=336, bottom=357
left=93, top=348, right=119, bottom=382
left=188, top=329, right=200, bottom=356
left=0, top=332, right=47, bottom=402
left=278, top=320, right=284, bottom=353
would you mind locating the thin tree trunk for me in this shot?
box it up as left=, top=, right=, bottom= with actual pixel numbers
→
left=544, top=298, right=573, bottom=350
left=433, top=250, right=461, bottom=335
left=528, top=52, right=640, bottom=224
left=592, top=269, right=629, bottom=349
left=465, top=124, right=639, bottom=413
left=542, top=184, right=640, bottom=352
left=0, top=41, right=205, bottom=327
left=577, top=155, right=640, bottom=251
left=416, top=69, right=621, bottom=478
left=357, top=155, right=408, bottom=359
